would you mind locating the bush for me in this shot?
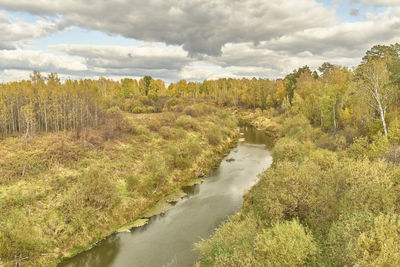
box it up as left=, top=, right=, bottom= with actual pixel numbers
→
left=164, top=139, right=201, bottom=170
left=338, top=126, right=359, bottom=145
left=196, top=215, right=259, bottom=266
left=159, top=126, right=185, bottom=140
left=197, top=217, right=318, bottom=267
left=365, top=119, right=384, bottom=139
left=78, top=169, right=119, bottom=209
left=159, top=112, right=176, bottom=126
left=325, top=211, right=376, bottom=266
left=351, top=214, right=400, bottom=266
left=309, top=149, right=338, bottom=170
left=131, top=105, right=147, bottom=113
left=139, top=96, right=153, bottom=106
left=183, top=106, right=198, bottom=117
left=125, top=174, right=141, bottom=192
left=279, top=115, right=314, bottom=141
left=175, top=115, right=199, bottom=131
left=105, top=106, right=123, bottom=118
left=193, top=103, right=214, bottom=115
left=248, top=161, right=327, bottom=223
left=120, top=117, right=138, bottom=134
left=148, top=119, right=162, bottom=132
left=159, top=126, right=173, bottom=139
left=316, top=133, right=338, bottom=151
left=183, top=138, right=202, bottom=157
left=0, top=209, right=46, bottom=259
left=272, top=137, right=310, bottom=163
left=339, top=159, right=397, bottom=215
left=206, top=126, right=222, bottom=145
left=165, top=97, right=181, bottom=110
left=385, top=145, right=400, bottom=164
left=254, top=220, right=318, bottom=266
left=388, top=119, right=400, bottom=145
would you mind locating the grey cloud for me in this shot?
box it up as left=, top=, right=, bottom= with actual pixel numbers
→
left=50, top=44, right=190, bottom=70
left=350, top=0, right=400, bottom=7
left=0, top=47, right=183, bottom=82
left=350, top=8, right=360, bottom=16
left=0, top=0, right=337, bottom=56
left=255, top=12, right=400, bottom=57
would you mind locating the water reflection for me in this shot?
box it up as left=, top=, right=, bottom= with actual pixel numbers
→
left=60, top=127, right=272, bottom=267
left=182, top=184, right=200, bottom=196
left=64, top=235, right=122, bottom=267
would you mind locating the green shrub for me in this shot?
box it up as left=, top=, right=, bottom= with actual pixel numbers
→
left=272, top=137, right=310, bottom=163
left=388, top=119, right=400, bottom=145
left=164, top=139, right=201, bottom=170
left=159, top=126, right=173, bottom=139
left=78, top=169, right=119, bottom=209
left=141, top=152, right=168, bottom=193
left=139, top=95, right=153, bottom=106
left=339, top=159, right=397, bottom=215
left=196, top=215, right=259, bottom=267
left=254, top=220, right=318, bottom=266
left=148, top=118, right=162, bottom=132
left=216, top=110, right=230, bottom=121
left=367, top=133, right=390, bottom=159
left=105, top=106, right=123, bottom=118
left=338, top=126, right=359, bottom=145
left=351, top=214, right=400, bottom=266
left=309, top=149, right=338, bottom=170
left=120, top=117, right=138, bottom=134
left=131, top=105, right=146, bottom=113
left=0, top=209, right=46, bottom=258
left=175, top=115, right=200, bottom=131
left=183, top=106, right=198, bottom=117
left=317, top=133, right=338, bottom=151
left=279, top=115, right=313, bottom=141
left=347, top=136, right=369, bottom=159
left=247, top=160, right=340, bottom=228
left=159, top=126, right=185, bottom=140
left=165, top=97, right=181, bottom=110
left=183, top=138, right=202, bottom=157
left=125, top=174, right=141, bottom=192
left=325, top=211, right=376, bottom=266
left=365, top=119, right=384, bottom=139
left=159, top=112, right=176, bottom=126
left=206, top=126, right=222, bottom=145
left=193, top=103, right=214, bottom=115
left=384, top=145, right=400, bottom=164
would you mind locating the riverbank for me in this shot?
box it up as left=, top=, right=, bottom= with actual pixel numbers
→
left=0, top=104, right=239, bottom=267
left=196, top=112, right=400, bottom=266
left=59, top=126, right=272, bottom=267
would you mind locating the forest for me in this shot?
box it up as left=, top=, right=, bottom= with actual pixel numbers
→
left=0, top=43, right=399, bottom=266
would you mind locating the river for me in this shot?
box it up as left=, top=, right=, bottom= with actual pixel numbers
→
left=59, top=127, right=272, bottom=267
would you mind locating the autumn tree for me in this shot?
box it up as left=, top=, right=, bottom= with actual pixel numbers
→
left=356, top=58, right=397, bottom=135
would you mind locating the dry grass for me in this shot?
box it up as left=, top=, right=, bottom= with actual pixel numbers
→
left=0, top=105, right=238, bottom=266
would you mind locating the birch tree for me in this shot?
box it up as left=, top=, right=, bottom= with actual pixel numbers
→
left=356, top=58, right=397, bottom=135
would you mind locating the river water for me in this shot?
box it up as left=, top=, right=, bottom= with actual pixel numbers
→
left=59, top=127, right=272, bottom=267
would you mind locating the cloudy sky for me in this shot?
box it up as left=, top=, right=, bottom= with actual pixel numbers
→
left=0, top=0, right=399, bottom=83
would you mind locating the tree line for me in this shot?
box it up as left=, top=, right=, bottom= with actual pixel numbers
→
left=0, top=44, right=399, bottom=138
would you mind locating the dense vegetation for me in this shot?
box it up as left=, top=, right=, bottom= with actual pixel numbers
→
left=196, top=44, right=400, bottom=266
left=0, top=102, right=238, bottom=266
left=0, top=43, right=399, bottom=266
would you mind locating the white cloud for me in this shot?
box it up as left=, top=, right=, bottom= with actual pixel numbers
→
left=0, top=10, right=58, bottom=49
left=0, top=49, right=87, bottom=72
